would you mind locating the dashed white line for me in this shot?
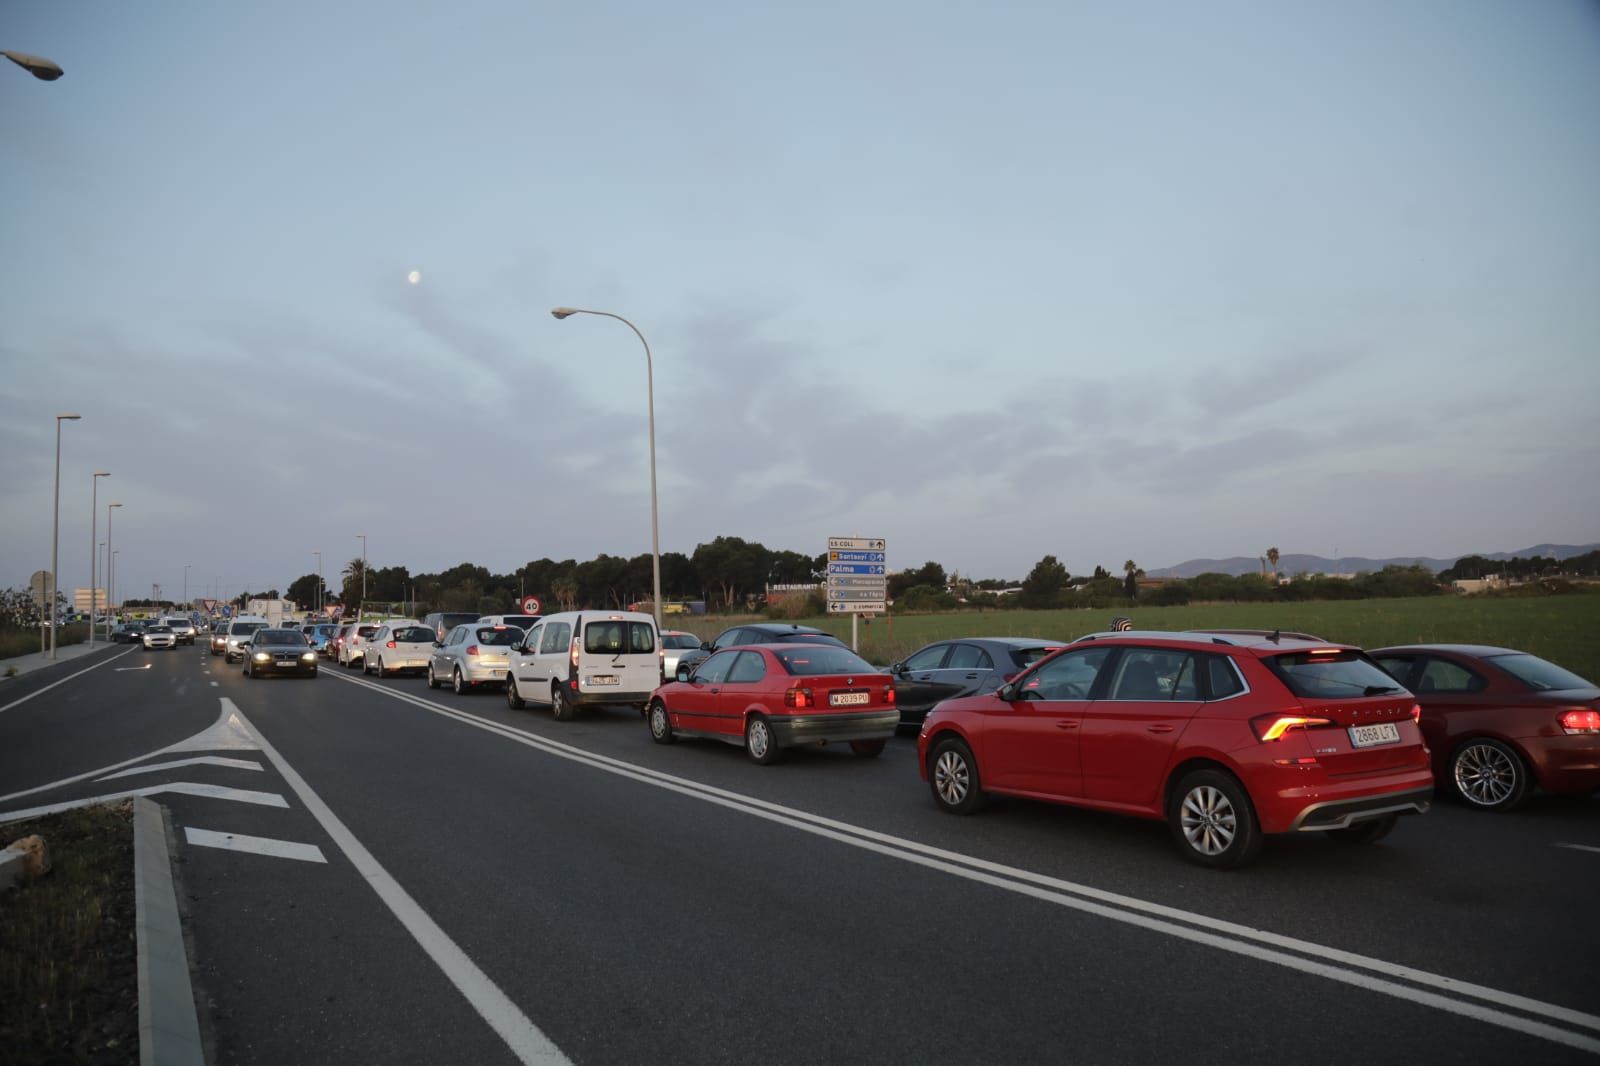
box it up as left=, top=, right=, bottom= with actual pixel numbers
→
left=184, top=827, right=326, bottom=863
left=0, top=646, right=139, bottom=715
left=1557, top=842, right=1600, bottom=855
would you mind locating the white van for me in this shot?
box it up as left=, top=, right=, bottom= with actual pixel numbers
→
left=504, top=610, right=661, bottom=720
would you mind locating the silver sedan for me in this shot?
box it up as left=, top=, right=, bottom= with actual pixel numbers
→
left=427, top=623, right=525, bottom=695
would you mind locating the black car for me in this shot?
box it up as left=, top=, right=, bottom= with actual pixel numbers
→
left=112, top=620, right=147, bottom=643
left=890, top=637, right=1067, bottom=730
left=674, top=622, right=849, bottom=675
left=242, top=628, right=318, bottom=679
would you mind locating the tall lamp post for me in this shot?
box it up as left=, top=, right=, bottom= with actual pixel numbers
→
left=182, top=564, right=191, bottom=610
left=89, top=471, right=110, bottom=647
left=107, top=503, right=122, bottom=632
left=313, top=551, right=322, bottom=616
left=2, top=50, right=63, bottom=80
left=551, top=307, right=662, bottom=630
left=357, top=535, right=367, bottom=609
left=49, top=413, right=81, bottom=658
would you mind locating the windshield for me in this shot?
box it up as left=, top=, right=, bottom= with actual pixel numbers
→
left=146, top=625, right=171, bottom=633
left=663, top=633, right=701, bottom=649
left=774, top=647, right=877, bottom=676
left=256, top=630, right=305, bottom=646
left=1265, top=650, right=1404, bottom=699
left=1488, top=653, right=1593, bottom=692
left=230, top=622, right=267, bottom=636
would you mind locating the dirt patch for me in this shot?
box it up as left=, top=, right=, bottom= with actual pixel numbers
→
left=0, top=802, right=138, bottom=1066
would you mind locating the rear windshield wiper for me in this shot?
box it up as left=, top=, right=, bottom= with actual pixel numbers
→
left=1363, top=685, right=1402, bottom=696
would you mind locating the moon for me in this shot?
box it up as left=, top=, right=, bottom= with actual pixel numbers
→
left=407, top=270, right=421, bottom=285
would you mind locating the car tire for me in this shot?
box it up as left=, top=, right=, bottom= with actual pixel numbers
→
left=745, top=714, right=781, bottom=765
left=244, top=660, right=253, bottom=678
left=426, top=663, right=441, bottom=690
left=506, top=676, right=525, bottom=709
left=1449, top=738, right=1530, bottom=811
left=1327, top=813, right=1398, bottom=845
left=1167, top=768, right=1264, bottom=870
left=849, top=739, right=886, bottom=758
left=552, top=684, right=576, bottom=721
left=453, top=668, right=467, bottom=695
left=928, top=736, right=985, bottom=814
left=375, top=657, right=386, bottom=679
left=648, top=700, right=676, bottom=745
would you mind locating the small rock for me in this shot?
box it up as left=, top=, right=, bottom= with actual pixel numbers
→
left=6, top=834, right=51, bottom=880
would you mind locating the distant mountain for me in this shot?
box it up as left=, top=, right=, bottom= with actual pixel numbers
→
left=1147, top=543, right=1599, bottom=580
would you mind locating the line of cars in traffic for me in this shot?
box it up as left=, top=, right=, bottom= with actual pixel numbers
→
left=190, top=609, right=1600, bottom=869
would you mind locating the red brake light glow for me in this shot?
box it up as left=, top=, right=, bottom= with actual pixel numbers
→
left=466, top=645, right=479, bottom=656
left=883, top=685, right=895, bottom=704
left=1560, top=709, right=1600, bottom=735
left=1410, top=703, right=1422, bottom=724
left=1253, top=714, right=1334, bottom=742
left=784, top=686, right=814, bottom=708
left=386, top=640, right=397, bottom=648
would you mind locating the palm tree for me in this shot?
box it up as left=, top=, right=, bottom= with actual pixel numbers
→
left=1267, top=547, right=1280, bottom=580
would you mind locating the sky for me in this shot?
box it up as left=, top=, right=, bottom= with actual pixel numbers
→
left=2, top=0, right=1597, bottom=604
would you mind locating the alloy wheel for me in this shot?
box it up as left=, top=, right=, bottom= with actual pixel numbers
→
left=1179, top=785, right=1238, bottom=856
left=933, top=749, right=970, bottom=806
left=1453, top=742, right=1519, bottom=808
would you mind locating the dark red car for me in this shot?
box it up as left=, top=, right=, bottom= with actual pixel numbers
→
left=917, top=632, right=1434, bottom=868
left=647, top=643, right=899, bottom=764
left=1370, top=644, right=1600, bottom=811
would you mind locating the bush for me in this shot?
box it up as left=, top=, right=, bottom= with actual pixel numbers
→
left=767, top=591, right=825, bottom=619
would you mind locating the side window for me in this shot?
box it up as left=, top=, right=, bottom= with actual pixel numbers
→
left=1372, top=656, right=1418, bottom=688
left=946, top=644, right=992, bottom=671
left=1021, top=648, right=1113, bottom=701
left=522, top=624, right=542, bottom=650
left=446, top=627, right=464, bottom=646
left=696, top=650, right=739, bottom=685
left=904, top=645, right=950, bottom=671
left=1204, top=654, right=1246, bottom=700
left=714, top=628, right=745, bottom=649
left=541, top=622, right=572, bottom=655
left=726, top=651, right=767, bottom=684
left=1417, top=657, right=1487, bottom=694
left=1108, top=649, right=1196, bottom=701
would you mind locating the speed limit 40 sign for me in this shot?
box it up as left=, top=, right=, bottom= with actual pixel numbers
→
left=521, top=595, right=542, bottom=614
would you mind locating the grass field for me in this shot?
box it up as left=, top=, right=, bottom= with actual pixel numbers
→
left=669, top=595, right=1600, bottom=679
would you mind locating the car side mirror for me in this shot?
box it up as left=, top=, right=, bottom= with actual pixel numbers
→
left=433, top=641, right=443, bottom=648
left=997, top=681, right=1016, bottom=701
left=240, top=640, right=252, bottom=649
left=700, top=641, right=714, bottom=651
left=675, top=664, right=693, bottom=682
left=890, top=661, right=905, bottom=676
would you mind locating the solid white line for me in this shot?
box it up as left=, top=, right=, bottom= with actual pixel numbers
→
left=184, top=827, right=326, bottom=863
left=330, top=669, right=1600, bottom=1052
left=1556, top=843, right=1600, bottom=855
left=218, top=699, right=569, bottom=1065
left=0, top=646, right=139, bottom=714
left=0, top=782, right=288, bottom=824
left=99, top=756, right=263, bottom=781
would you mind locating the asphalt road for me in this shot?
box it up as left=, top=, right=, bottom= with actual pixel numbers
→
left=2, top=644, right=1598, bottom=1064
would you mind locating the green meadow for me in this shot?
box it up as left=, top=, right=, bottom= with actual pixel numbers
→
left=672, top=595, right=1600, bottom=679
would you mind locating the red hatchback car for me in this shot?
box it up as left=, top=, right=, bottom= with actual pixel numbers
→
left=1370, top=644, right=1600, bottom=811
left=648, top=643, right=899, bottom=764
left=917, top=632, right=1434, bottom=868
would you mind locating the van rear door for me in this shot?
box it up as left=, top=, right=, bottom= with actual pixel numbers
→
left=579, top=618, right=659, bottom=692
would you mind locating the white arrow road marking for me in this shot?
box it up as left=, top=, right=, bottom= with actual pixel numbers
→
left=115, top=664, right=153, bottom=672
left=1557, top=843, right=1600, bottom=855
left=0, top=703, right=261, bottom=805
left=98, top=756, right=263, bottom=781
left=184, top=827, right=326, bottom=863
left=0, top=645, right=138, bottom=715
left=0, top=782, right=288, bottom=824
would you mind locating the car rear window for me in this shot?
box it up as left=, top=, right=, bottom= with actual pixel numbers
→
left=1486, top=653, right=1592, bottom=692
left=498, top=616, right=539, bottom=629
left=146, top=626, right=172, bottom=633
left=394, top=626, right=435, bottom=642
left=231, top=622, right=266, bottom=635
left=1264, top=650, right=1406, bottom=699
left=663, top=633, right=701, bottom=649
left=774, top=647, right=876, bottom=676
left=583, top=621, right=656, bottom=654
left=1012, top=645, right=1063, bottom=668
left=475, top=627, right=523, bottom=646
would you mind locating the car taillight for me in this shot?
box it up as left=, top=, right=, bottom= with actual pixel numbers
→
left=1560, top=709, right=1600, bottom=735
left=784, top=686, right=814, bottom=708
left=883, top=685, right=895, bottom=704
left=466, top=645, right=478, bottom=656
left=386, top=640, right=397, bottom=649
left=1410, top=703, right=1422, bottom=724
left=1251, top=714, right=1333, bottom=742
left=570, top=637, right=580, bottom=669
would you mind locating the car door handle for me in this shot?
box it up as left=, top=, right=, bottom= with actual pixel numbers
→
left=1055, top=720, right=1078, bottom=730
left=710, top=687, right=721, bottom=694
left=1146, top=724, right=1175, bottom=734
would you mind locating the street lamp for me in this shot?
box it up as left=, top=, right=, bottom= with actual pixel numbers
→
left=48, top=414, right=80, bottom=658
left=89, top=472, right=109, bottom=647
left=551, top=307, right=662, bottom=630
left=182, top=564, right=191, bottom=610
left=107, top=503, right=122, bottom=631
left=1, top=50, right=63, bottom=81
left=313, top=551, right=322, bottom=616
left=357, top=534, right=367, bottom=607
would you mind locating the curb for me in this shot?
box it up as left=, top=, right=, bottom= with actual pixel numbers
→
left=134, top=797, right=206, bottom=1066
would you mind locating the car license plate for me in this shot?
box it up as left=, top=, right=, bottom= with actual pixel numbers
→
left=589, top=675, right=618, bottom=686
left=830, top=691, right=869, bottom=707
left=1349, top=722, right=1401, bottom=748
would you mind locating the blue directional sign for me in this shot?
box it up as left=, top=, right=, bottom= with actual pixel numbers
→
left=830, top=550, right=886, bottom=563
left=827, top=563, right=885, bottom=575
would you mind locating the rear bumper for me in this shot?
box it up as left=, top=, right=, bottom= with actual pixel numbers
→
left=571, top=686, right=653, bottom=706
left=461, top=661, right=511, bottom=684
left=1523, top=735, right=1600, bottom=795
left=770, top=710, right=901, bottom=748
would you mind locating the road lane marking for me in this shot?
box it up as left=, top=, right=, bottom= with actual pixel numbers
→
left=210, top=681, right=219, bottom=687
left=0, top=646, right=139, bottom=714
left=98, top=756, right=263, bottom=781
left=1557, top=843, right=1600, bottom=855
left=0, top=782, right=288, bottom=824
left=184, top=827, right=326, bottom=863
left=116, top=664, right=153, bottom=672
left=220, top=699, right=570, bottom=1065
left=331, top=670, right=1600, bottom=1054
left=0, top=703, right=262, bottom=804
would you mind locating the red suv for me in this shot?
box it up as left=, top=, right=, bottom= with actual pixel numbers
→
left=917, top=632, right=1434, bottom=868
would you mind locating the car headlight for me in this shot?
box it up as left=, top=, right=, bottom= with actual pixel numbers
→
left=301, top=652, right=316, bottom=662
left=253, top=652, right=270, bottom=662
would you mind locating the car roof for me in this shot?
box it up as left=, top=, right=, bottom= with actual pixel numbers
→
left=925, top=636, right=1063, bottom=648
left=1368, top=643, right=1521, bottom=657
left=741, top=622, right=827, bottom=634
left=1071, top=630, right=1352, bottom=655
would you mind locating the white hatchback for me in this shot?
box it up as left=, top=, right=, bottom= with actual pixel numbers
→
left=363, top=621, right=434, bottom=678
